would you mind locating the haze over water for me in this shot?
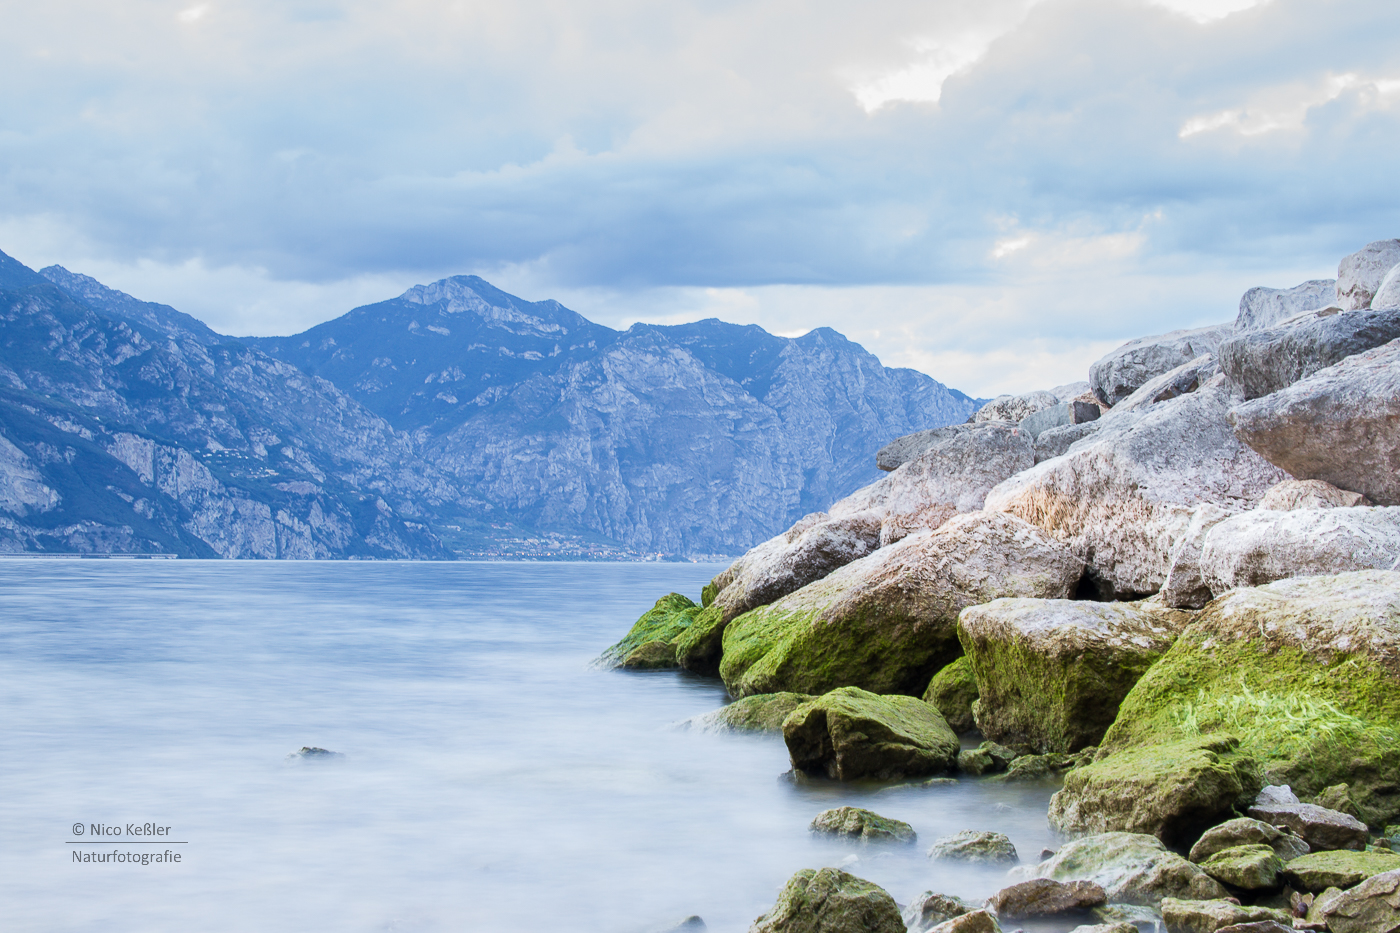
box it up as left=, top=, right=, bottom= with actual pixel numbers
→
left=0, top=561, right=1064, bottom=932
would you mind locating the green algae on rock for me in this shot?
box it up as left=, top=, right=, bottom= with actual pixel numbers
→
left=747, top=867, right=904, bottom=933
left=1048, top=734, right=1261, bottom=847
left=927, top=830, right=1018, bottom=865
left=1020, top=832, right=1228, bottom=906
left=1196, top=843, right=1285, bottom=890
left=992, top=747, right=1096, bottom=783
left=783, top=686, right=959, bottom=781
left=1283, top=849, right=1400, bottom=892
left=1159, top=897, right=1292, bottom=933
left=596, top=593, right=706, bottom=670
left=1188, top=817, right=1309, bottom=864
left=1314, top=868, right=1400, bottom=932
left=958, top=596, right=1193, bottom=753
left=672, top=604, right=727, bottom=675
left=689, top=693, right=814, bottom=733
left=923, top=656, right=979, bottom=733
left=1053, top=571, right=1400, bottom=838
left=809, top=806, right=916, bottom=844
left=720, top=512, right=1083, bottom=699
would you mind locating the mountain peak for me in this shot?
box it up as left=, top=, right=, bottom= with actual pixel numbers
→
left=38, top=264, right=223, bottom=346
left=397, top=274, right=594, bottom=338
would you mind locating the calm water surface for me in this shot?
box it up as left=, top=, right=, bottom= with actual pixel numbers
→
left=0, top=561, right=1069, bottom=932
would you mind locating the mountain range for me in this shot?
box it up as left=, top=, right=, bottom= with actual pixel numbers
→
left=0, top=250, right=981, bottom=558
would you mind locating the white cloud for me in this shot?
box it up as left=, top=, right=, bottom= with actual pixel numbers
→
left=1180, top=71, right=1400, bottom=138
left=177, top=4, right=210, bottom=23
left=1146, top=0, right=1270, bottom=24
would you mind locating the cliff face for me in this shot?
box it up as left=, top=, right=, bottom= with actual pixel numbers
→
left=0, top=257, right=980, bottom=557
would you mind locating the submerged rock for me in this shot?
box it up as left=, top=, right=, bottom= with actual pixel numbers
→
left=720, top=512, right=1082, bottom=698
left=958, top=597, right=1193, bottom=753
left=1188, top=818, right=1310, bottom=864
left=902, top=892, right=972, bottom=933
left=1314, top=868, right=1400, bottom=932
left=747, top=867, right=904, bottom=933
left=1199, top=506, right=1400, bottom=595
left=993, top=748, right=1095, bottom=783
left=783, top=687, right=959, bottom=781
left=809, top=806, right=916, bottom=845
left=985, top=878, right=1105, bottom=918
left=1064, top=924, right=1136, bottom=933
left=688, top=693, right=814, bottom=733
left=1230, top=338, right=1400, bottom=506
left=1283, top=849, right=1400, bottom=891
left=287, top=746, right=344, bottom=760
left=596, top=593, right=712, bottom=670
left=927, top=830, right=1018, bottom=865
left=1017, top=832, right=1227, bottom=906
left=1159, top=897, right=1292, bottom=933
left=1089, top=323, right=1232, bottom=406
left=923, top=656, right=979, bottom=733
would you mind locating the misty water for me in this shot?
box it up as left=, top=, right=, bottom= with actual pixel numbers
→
left=1, top=561, right=1077, bottom=933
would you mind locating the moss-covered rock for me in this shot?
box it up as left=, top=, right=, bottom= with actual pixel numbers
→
left=1315, top=868, right=1400, bottom=932
left=923, top=656, right=979, bottom=733
left=690, top=693, right=814, bottom=733
left=1187, top=817, right=1309, bottom=863
left=1019, top=832, right=1227, bottom=906
left=809, top=806, right=916, bottom=844
left=1283, top=849, right=1400, bottom=892
left=958, top=597, right=1193, bottom=753
left=701, top=579, right=719, bottom=608
left=596, top=593, right=705, bottom=670
left=927, top=830, right=1018, bottom=865
left=1048, top=734, right=1261, bottom=847
left=672, top=604, right=726, bottom=675
left=720, top=512, right=1083, bottom=698
left=992, top=747, right=1096, bottom=783
left=902, top=893, right=973, bottom=932
left=1053, top=572, right=1400, bottom=839
left=1159, top=897, right=1292, bottom=933
left=957, top=740, right=1027, bottom=776
left=783, top=686, right=960, bottom=781
left=748, top=867, right=904, bottom=933
left=1196, top=843, right=1284, bottom=890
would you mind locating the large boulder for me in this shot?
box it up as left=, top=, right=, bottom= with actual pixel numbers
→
left=1188, top=817, right=1310, bottom=863
left=1199, top=507, right=1400, bottom=595
left=1195, top=844, right=1285, bottom=890
left=1337, top=239, right=1400, bottom=310
left=834, top=422, right=1034, bottom=546
left=985, top=878, right=1105, bottom=919
left=1074, top=572, right=1400, bottom=829
left=1315, top=868, right=1400, bottom=933
left=1018, top=400, right=1101, bottom=441
left=922, top=656, right=979, bottom=733
left=708, top=512, right=882, bottom=625
left=1258, top=478, right=1372, bottom=510
left=748, top=867, right=904, bottom=933
left=1106, top=354, right=1220, bottom=416
left=1160, top=504, right=1233, bottom=609
left=1235, top=279, right=1338, bottom=332
left=1015, top=832, right=1228, bottom=906
left=1376, top=263, right=1400, bottom=311
left=596, top=593, right=713, bottom=669
left=1284, top=850, right=1400, bottom=892
left=1159, top=898, right=1292, bottom=933
left=1217, top=307, right=1400, bottom=400
left=1032, top=421, right=1102, bottom=463
left=782, top=687, right=960, bottom=781
left=1048, top=734, right=1262, bottom=847
left=973, top=390, right=1060, bottom=424
left=958, top=597, right=1194, bottom=753
left=1246, top=801, right=1370, bottom=852
left=1230, top=338, right=1400, bottom=506
left=986, top=381, right=1289, bottom=599
left=809, top=806, right=916, bottom=844
left=719, top=512, right=1082, bottom=698
left=1089, top=324, right=1232, bottom=406
left=688, top=693, right=814, bottom=733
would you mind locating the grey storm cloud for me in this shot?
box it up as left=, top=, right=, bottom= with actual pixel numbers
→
left=2, top=0, right=1399, bottom=290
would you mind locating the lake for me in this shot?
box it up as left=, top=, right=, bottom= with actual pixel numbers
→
left=0, top=560, right=1069, bottom=932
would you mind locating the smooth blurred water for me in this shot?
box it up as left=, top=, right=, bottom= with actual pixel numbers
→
left=0, top=560, right=1070, bottom=933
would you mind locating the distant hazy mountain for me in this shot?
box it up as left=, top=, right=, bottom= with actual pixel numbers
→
left=255, top=276, right=981, bottom=555
left=0, top=254, right=981, bottom=558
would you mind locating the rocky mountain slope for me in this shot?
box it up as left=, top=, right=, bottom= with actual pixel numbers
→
left=0, top=254, right=979, bottom=557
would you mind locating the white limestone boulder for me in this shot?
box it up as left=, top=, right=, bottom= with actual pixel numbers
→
left=1337, top=239, right=1400, bottom=310
left=974, top=390, right=1060, bottom=424
left=1217, top=307, right=1400, bottom=400
left=1089, top=324, right=1232, bottom=407
left=1259, top=479, right=1372, bottom=511
left=1230, top=338, right=1400, bottom=506
left=1235, top=279, right=1338, bottom=332
left=1200, top=507, right=1400, bottom=594
left=1374, top=264, right=1400, bottom=311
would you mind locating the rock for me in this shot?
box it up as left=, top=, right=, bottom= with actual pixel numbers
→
left=1258, top=785, right=1302, bottom=806
left=596, top=593, right=707, bottom=670
left=1283, top=850, right=1400, bottom=891
left=902, top=892, right=973, bottom=932
left=1083, top=572, right=1400, bottom=831
left=1032, top=421, right=1102, bottom=463
left=958, top=597, right=1194, bottom=753
left=1249, top=803, right=1371, bottom=853
left=923, top=656, right=979, bottom=733
left=673, top=604, right=730, bottom=675
left=1236, top=279, right=1338, bottom=332
left=1048, top=734, right=1261, bottom=846
left=876, top=425, right=967, bottom=472
left=1197, top=844, right=1285, bottom=890
left=1230, top=338, right=1400, bottom=506
left=661, top=918, right=707, bottom=932
left=1159, top=898, right=1293, bottom=933
left=287, top=746, right=343, bottom=759
left=1198, top=506, right=1400, bottom=594
left=783, top=687, right=959, bottom=781
left=1218, top=306, right=1400, bottom=400
left=747, top=867, right=904, bottom=933
left=1375, top=264, right=1400, bottom=311
left=1161, top=504, right=1233, bottom=609
left=1052, top=380, right=1093, bottom=400
left=1259, top=479, right=1373, bottom=511
left=1018, top=400, right=1101, bottom=441
left=1315, top=868, right=1400, bottom=932
left=1188, top=818, right=1310, bottom=863
left=1312, top=783, right=1365, bottom=821
left=809, top=807, right=916, bottom=844
left=708, top=513, right=883, bottom=624
left=994, top=748, right=1095, bottom=782
left=1089, top=323, right=1233, bottom=406
left=1215, top=922, right=1294, bottom=933
left=986, top=381, right=1288, bottom=600
left=688, top=693, right=815, bottom=733
left=974, top=390, right=1061, bottom=424
left=1017, top=832, right=1228, bottom=905
left=720, top=512, right=1083, bottom=698
left=927, top=830, right=1018, bottom=865
left=1337, top=239, right=1400, bottom=309
left=1067, top=925, right=1137, bottom=933
left=1109, top=354, right=1221, bottom=415
left=834, top=422, right=1034, bottom=546
left=985, top=878, right=1106, bottom=918
left=925, top=911, right=1001, bottom=933
left=957, top=740, right=1024, bottom=776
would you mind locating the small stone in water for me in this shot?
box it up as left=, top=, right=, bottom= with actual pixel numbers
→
left=287, top=746, right=344, bottom=759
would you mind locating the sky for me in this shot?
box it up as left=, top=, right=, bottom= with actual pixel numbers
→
left=3, top=0, right=1399, bottom=396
